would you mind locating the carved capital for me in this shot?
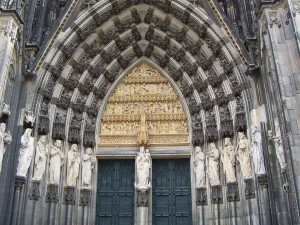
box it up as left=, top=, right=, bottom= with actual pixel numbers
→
left=28, top=181, right=40, bottom=201
left=196, top=187, right=207, bottom=205
left=227, top=182, right=240, bottom=202
left=63, top=186, right=75, bottom=205
left=211, top=185, right=223, bottom=204
left=137, top=189, right=149, bottom=207
left=257, top=174, right=268, bottom=189
left=79, top=188, right=91, bottom=206
left=46, top=184, right=59, bottom=203
left=244, top=179, right=255, bottom=199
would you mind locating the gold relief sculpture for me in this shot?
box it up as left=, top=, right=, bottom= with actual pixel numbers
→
left=99, top=63, right=189, bottom=147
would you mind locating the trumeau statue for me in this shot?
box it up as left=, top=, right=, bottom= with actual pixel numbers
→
left=135, top=146, right=151, bottom=189
left=251, top=126, right=266, bottom=175
left=0, top=123, right=12, bottom=173
left=32, top=135, right=48, bottom=181
left=82, top=148, right=96, bottom=188
left=222, top=138, right=236, bottom=183
left=207, top=143, right=221, bottom=186
left=16, top=128, right=35, bottom=177
left=66, top=144, right=80, bottom=187
left=235, top=132, right=252, bottom=179
left=49, top=140, right=64, bottom=185
left=267, top=118, right=287, bottom=172
left=194, top=146, right=206, bottom=188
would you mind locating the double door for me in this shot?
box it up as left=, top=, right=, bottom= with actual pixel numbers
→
left=96, top=159, right=192, bottom=225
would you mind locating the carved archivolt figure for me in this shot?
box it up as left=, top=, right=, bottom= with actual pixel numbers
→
left=235, top=132, right=252, bottom=179
left=32, top=135, right=48, bottom=181
left=194, top=146, right=206, bottom=188
left=16, top=128, right=35, bottom=177
left=135, top=146, right=151, bottom=189
left=251, top=126, right=266, bottom=175
left=82, top=148, right=96, bottom=188
left=267, top=119, right=287, bottom=172
left=207, top=143, right=221, bottom=186
left=49, top=140, right=64, bottom=185
left=66, top=144, right=80, bottom=187
left=0, top=123, right=12, bottom=173
left=222, top=138, right=236, bottom=183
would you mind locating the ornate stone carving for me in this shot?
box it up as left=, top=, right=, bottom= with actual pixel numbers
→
left=194, top=146, right=206, bottom=188
left=244, top=179, right=255, bottom=199
left=196, top=188, right=207, bottom=205
left=99, top=63, right=189, bottom=147
left=43, top=76, right=56, bottom=101
left=0, top=103, right=10, bottom=123
left=45, top=184, right=59, bottom=203
left=38, top=102, right=49, bottom=135
left=84, top=119, right=96, bottom=147
left=135, top=147, right=151, bottom=189
left=82, top=148, right=96, bottom=188
left=52, top=113, right=66, bottom=140
left=214, top=86, right=228, bottom=106
left=194, top=77, right=207, bottom=92
left=68, top=114, right=82, bottom=144
left=79, top=188, right=91, bottom=206
left=222, top=138, right=236, bottom=183
left=257, top=174, right=268, bottom=188
left=205, top=110, right=218, bottom=142
left=63, top=186, right=75, bottom=205
left=220, top=106, right=233, bottom=138
left=137, top=189, right=149, bottom=207
left=207, top=143, right=221, bottom=186
left=235, top=96, right=247, bottom=132
left=49, top=140, right=64, bottom=185
left=23, top=110, right=35, bottom=128
left=16, top=129, right=35, bottom=178
left=199, top=92, right=213, bottom=110
left=227, top=182, right=240, bottom=202
left=57, top=90, right=71, bottom=110
left=66, top=144, right=80, bottom=187
left=251, top=126, right=266, bottom=175
left=32, top=135, right=48, bottom=181
left=0, top=123, right=12, bottom=173
left=235, top=132, right=252, bottom=179
left=267, top=118, right=287, bottom=173
left=28, top=181, right=40, bottom=201
left=211, top=185, right=223, bottom=204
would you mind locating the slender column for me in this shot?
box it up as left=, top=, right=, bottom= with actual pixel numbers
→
left=10, top=176, right=26, bottom=225
left=257, top=174, right=271, bottom=225
left=136, top=189, right=149, bottom=225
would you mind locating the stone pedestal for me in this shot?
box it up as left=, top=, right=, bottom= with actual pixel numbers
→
left=227, top=182, right=240, bottom=202
left=257, top=174, right=268, bottom=188
left=211, top=185, right=223, bottom=204
left=28, top=180, right=40, bottom=201
left=136, top=188, right=150, bottom=225
left=137, top=189, right=149, bottom=207
left=245, top=179, right=255, bottom=199
left=11, top=176, right=26, bottom=225
left=45, top=184, right=59, bottom=203
left=79, top=188, right=91, bottom=206
left=63, top=186, right=75, bottom=205
left=196, top=187, right=207, bottom=205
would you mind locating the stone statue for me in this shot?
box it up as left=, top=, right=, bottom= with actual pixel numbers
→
left=222, top=138, right=236, bottom=183
left=49, top=140, right=64, bottom=185
left=135, top=146, right=151, bottom=189
left=0, top=123, right=12, bottom=173
left=251, top=126, right=266, bottom=175
left=0, top=103, right=10, bottom=120
left=66, top=144, right=80, bottom=187
left=235, top=132, right=252, bottom=179
left=193, top=146, right=206, bottom=188
left=267, top=119, right=287, bottom=172
left=82, top=148, right=96, bottom=188
left=24, top=110, right=35, bottom=127
left=137, top=111, right=149, bottom=146
left=16, top=128, right=35, bottom=177
left=32, top=135, right=48, bottom=181
left=207, top=143, right=221, bottom=186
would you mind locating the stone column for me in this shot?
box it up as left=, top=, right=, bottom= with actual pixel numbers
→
left=257, top=174, right=272, bottom=225
left=136, top=188, right=149, bottom=225
left=0, top=16, right=18, bottom=103
left=11, top=176, right=26, bottom=225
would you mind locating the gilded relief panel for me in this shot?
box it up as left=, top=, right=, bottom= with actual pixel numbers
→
left=99, top=63, right=189, bottom=147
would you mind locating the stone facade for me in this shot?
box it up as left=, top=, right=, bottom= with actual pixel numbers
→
left=0, top=0, right=299, bottom=225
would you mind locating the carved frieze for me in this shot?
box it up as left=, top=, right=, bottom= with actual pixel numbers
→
left=99, top=63, right=189, bottom=147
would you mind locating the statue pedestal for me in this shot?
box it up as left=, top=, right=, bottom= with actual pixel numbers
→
left=136, top=188, right=150, bottom=225
left=45, top=184, right=59, bottom=203
left=63, top=186, right=75, bottom=205
left=196, top=187, right=207, bottom=205
left=211, top=185, right=223, bottom=204
left=227, top=182, right=240, bottom=202
left=79, top=188, right=91, bottom=206
left=245, top=179, right=255, bottom=199
left=29, top=180, right=41, bottom=201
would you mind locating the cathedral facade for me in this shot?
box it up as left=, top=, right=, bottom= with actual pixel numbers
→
left=0, top=0, right=299, bottom=225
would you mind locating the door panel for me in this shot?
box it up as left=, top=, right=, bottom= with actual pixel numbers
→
left=153, top=159, right=192, bottom=225
left=96, top=160, right=135, bottom=225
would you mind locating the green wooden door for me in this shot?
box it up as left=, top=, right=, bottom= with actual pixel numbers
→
left=96, top=160, right=135, bottom=225
left=152, top=159, right=192, bottom=225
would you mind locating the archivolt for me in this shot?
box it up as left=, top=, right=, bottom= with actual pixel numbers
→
left=34, top=0, right=251, bottom=147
